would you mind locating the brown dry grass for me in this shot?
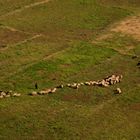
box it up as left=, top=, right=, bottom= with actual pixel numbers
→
left=111, top=15, right=140, bottom=41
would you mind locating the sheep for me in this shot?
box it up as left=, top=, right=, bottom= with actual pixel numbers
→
left=8, top=90, right=13, bottom=96
left=0, top=74, right=123, bottom=99
left=119, top=75, right=123, bottom=81
left=30, top=91, right=38, bottom=96
left=70, top=84, right=79, bottom=89
left=80, top=82, right=84, bottom=86
left=90, top=81, right=99, bottom=86
left=50, top=88, right=57, bottom=93
left=1, top=92, right=6, bottom=97
left=38, top=91, right=45, bottom=95
left=84, top=82, right=91, bottom=86
left=57, top=85, right=64, bottom=89
left=115, top=76, right=120, bottom=83
left=114, top=88, right=122, bottom=94
left=77, top=83, right=81, bottom=86
left=72, top=86, right=79, bottom=89
left=98, top=80, right=109, bottom=87
left=0, top=95, right=3, bottom=99
left=105, top=75, right=117, bottom=85
left=67, top=84, right=71, bottom=87
left=38, top=89, right=51, bottom=95
left=12, top=93, right=21, bottom=97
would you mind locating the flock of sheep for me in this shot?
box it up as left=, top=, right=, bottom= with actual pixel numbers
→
left=0, top=90, right=21, bottom=99
left=30, top=74, right=123, bottom=96
left=0, top=74, right=123, bottom=99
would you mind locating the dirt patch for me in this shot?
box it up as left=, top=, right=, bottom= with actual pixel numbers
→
left=15, top=34, right=43, bottom=46
left=92, top=33, right=113, bottom=43
left=111, top=15, right=140, bottom=41
left=129, top=103, right=140, bottom=111
left=63, top=93, right=91, bottom=103
left=92, top=15, right=140, bottom=55
left=0, top=27, right=31, bottom=47
left=0, top=0, right=51, bottom=19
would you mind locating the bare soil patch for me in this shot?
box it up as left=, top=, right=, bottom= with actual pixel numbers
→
left=0, top=27, right=30, bottom=47
left=111, top=15, right=140, bottom=41
left=92, top=15, right=140, bottom=55
left=129, top=103, right=140, bottom=111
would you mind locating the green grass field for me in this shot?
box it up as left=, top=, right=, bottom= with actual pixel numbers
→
left=0, top=0, right=140, bottom=139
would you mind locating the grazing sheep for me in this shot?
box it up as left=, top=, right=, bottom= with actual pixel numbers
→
left=73, top=83, right=77, bottom=86
left=0, top=95, right=3, bottom=99
left=80, top=82, right=84, bottom=86
left=0, top=73, right=123, bottom=99
left=98, top=80, right=108, bottom=87
left=104, top=74, right=123, bottom=85
left=89, top=81, right=93, bottom=85
left=70, top=84, right=79, bottom=89
left=30, top=91, right=38, bottom=96
left=45, top=89, right=52, bottom=93
left=114, top=88, right=122, bottom=94
left=115, top=76, right=120, bottom=83
left=67, top=84, right=71, bottom=87
left=105, top=75, right=116, bottom=85
left=12, top=93, right=21, bottom=97
left=84, top=82, right=91, bottom=86
left=8, top=90, right=13, bottom=96
left=1, top=92, right=6, bottom=97
left=57, top=85, right=64, bottom=89
left=50, top=88, right=57, bottom=93
left=38, top=91, right=45, bottom=95
left=72, top=85, right=79, bottom=89
left=38, top=89, right=51, bottom=95
left=94, top=81, right=99, bottom=86
left=111, top=75, right=117, bottom=84
left=119, top=75, right=123, bottom=82
left=77, top=83, right=81, bottom=86
left=90, top=81, right=98, bottom=86
left=75, top=85, right=80, bottom=89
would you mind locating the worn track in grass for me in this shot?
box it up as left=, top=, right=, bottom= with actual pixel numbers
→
left=0, top=0, right=51, bottom=19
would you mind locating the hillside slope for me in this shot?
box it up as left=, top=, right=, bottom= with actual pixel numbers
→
left=0, top=0, right=140, bottom=139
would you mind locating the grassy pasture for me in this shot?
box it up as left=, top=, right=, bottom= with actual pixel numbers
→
left=0, top=0, right=131, bottom=40
left=0, top=0, right=140, bottom=139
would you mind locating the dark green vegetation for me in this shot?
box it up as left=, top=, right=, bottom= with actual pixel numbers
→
left=0, top=0, right=140, bottom=139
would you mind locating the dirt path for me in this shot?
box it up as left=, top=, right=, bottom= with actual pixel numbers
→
left=1, top=45, right=71, bottom=80
left=15, top=34, right=43, bottom=46
left=0, top=0, right=51, bottom=47
left=0, top=26, right=45, bottom=51
left=0, top=0, right=51, bottom=19
left=0, top=25, right=33, bottom=35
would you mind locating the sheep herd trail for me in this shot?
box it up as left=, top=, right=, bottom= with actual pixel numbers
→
left=0, top=74, right=123, bottom=99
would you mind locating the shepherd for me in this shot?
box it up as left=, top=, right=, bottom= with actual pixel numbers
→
left=35, top=82, right=38, bottom=89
